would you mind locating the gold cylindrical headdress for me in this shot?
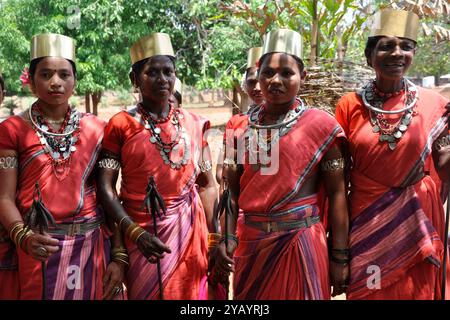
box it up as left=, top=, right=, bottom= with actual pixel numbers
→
left=31, top=33, right=75, bottom=62
left=246, top=47, right=262, bottom=69
left=369, top=9, right=419, bottom=42
left=130, top=33, right=175, bottom=65
left=262, top=29, right=302, bottom=60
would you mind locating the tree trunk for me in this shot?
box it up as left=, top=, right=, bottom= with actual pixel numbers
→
left=85, top=93, right=91, bottom=113
left=92, top=92, right=102, bottom=116
left=310, top=0, right=319, bottom=66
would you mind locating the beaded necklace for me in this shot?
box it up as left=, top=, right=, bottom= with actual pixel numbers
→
left=361, top=78, right=419, bottom=150
left=138, top=103, right=190, bottom=170
left=29, top=102, right=81, bottom=179
left=246, top=98, right=306, bottom=167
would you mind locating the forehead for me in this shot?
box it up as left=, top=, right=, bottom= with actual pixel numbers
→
left=377, top=36, right=415, bottom=46
left=143, top=55, right=175, bottom=69
left=260, top=52, right=298, bottom=69
left=35, top=57, right=73, bottom=70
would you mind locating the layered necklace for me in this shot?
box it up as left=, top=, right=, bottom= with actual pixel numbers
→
left=361, top=78, right=419, bottom=150
left=246, top=98, right=306, bottom=167
left=138, top=103, right=190, bottom=170
left=29, top=102, right=81, bottom=180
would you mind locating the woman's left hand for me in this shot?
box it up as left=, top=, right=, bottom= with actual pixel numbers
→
left=330, top=262, right=349, bottom=297
left=102, top=261, right=126, bottom=300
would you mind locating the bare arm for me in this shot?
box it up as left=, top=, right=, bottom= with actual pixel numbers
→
left=0, top=150, right=59, bottom=261
left=214, top=143, right=242, bottom=274
left=196, top=144, right=219, bottom=233
left=321, top=142, right=350, bottom=296
left=96, top=151, right=171, bottom=263
left=432, top=129, right=450, bottom=182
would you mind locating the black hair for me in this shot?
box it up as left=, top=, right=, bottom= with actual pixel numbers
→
left=131, top=56, right=176, bottom=79
left=258, top=52, right=305, bottom=74
left=29, top=57, right=77, bottom=79
left=0, top=73, right=4, bottom=91
left=364, top=36, right=383, bottom=64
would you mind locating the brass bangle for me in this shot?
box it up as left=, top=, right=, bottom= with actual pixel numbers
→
left=126, top=223, right=139, bottom=239
left=133, top=229, right=147, bottom=243
left=111, top=247, right=127, bottom=255
left=112, top=257, right=130, bottom=267
left=8, top=222, right=24, bottom=240
left=118, top=216, right=130, bottom=232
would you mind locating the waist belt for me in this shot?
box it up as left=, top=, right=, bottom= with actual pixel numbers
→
left=48, top=218, right=103, bottom=236
left=244, top=215, right=320, bottom=233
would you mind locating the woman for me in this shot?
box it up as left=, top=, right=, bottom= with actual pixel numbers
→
left=97, top=32, right=219, bottom=300
left=335, top=9, right=450, bottom=300
left=0, top=73, right=20, bottom=300
left=216, top=47, right=264, bottom=187
left=0, top=33, right=125, bottom=300
left=214, top=29, right=350, bottom=299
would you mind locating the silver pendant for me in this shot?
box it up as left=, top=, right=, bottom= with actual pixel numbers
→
left=52, top=152, right=60, bottom=159
left=59, top=147, right=66, bottom=152
left=388, top=142, right=397, bottom=150
left=379, top=134, right=389, bottom=142
left=372, top=125, right=380, bottom=133
left=164, top=160, right=170, bottom=164
left=170, top=163, right=176, bottom=169
left=178, top=114, right=184, bottom=119
left=399, top=124, right=408, bottom=132
left=150, top=136, right=157, bottom=143
left=387, top=135, right=396, bottom=142
left=394, top=131, right=402, bottom=139
left=144, top=123, right=151, bottom=129
left=160, top=150, right=165, bottom=156
left=41, top=125, right=49, bottom=131
left=40, top=137, right=47, bottom=144
left=154, top=127, right=161, bottom=134
left=70, top=146, right=77, bottom=152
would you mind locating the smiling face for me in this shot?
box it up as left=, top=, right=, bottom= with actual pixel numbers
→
left=258, top=52, right=305, bottom=107
left=133, top=55, right=176, bottom=106
left=30, top=57, right=76, bottom=108
left=367, top=36, right=416, bottom=81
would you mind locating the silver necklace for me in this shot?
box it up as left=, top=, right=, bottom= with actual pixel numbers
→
left=362, top=78, right=419, bottom=150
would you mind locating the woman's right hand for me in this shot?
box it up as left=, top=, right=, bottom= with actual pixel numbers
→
left=25, top=232, right=60, bottom=262
left=213, top=241, right=236, bottom=275
left=136, top=231, right=171, bottom=263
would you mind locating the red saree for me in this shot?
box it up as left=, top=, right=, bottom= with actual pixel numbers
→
left=0, top=225, right=19, bottom=299
left=335, top=88, right=450, bottom=300
left=102, top=106, right=210, bottom=300
left=0, top=113, right=107, bottom=300
left=226, top=105, right=344, bottom=300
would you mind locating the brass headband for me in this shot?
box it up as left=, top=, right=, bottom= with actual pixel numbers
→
left=130, top=33, right=175, bottom=65
left=31, top=33, right=75, bottom=62
left=262, top=29, right=302, bottom=60
left=369, top=9, right=419, bottom=42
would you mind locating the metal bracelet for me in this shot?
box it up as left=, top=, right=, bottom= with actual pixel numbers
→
left=320, top=157, right=345, bottom=172
left=434, top=136, right=450, bottom=151
left=98, top=158, right=121, bottom=170
left=0, top=157, right=18, bottom=169
left=199, top=160, right=212, bottom=172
